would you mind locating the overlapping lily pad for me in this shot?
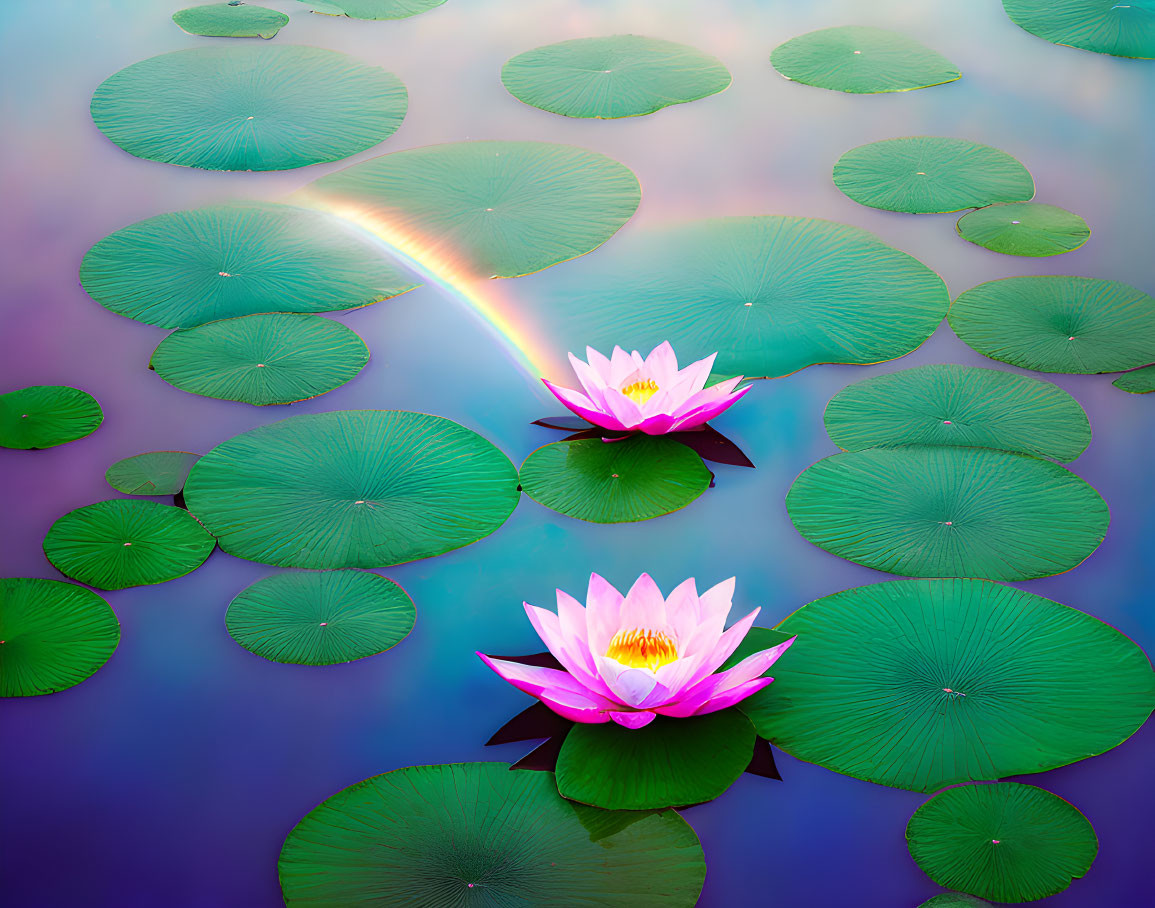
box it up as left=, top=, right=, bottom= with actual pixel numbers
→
left=823, top=364, right=1091, bottom=462
left=1002, top=0, right=1155, bottom=59
left=520, top=217, right=948, bottom=378
left=91, top=46, right=407, bottom=171
left=226, top=570, right=415, bottom=665
left=949, top=276, right=1155, bottom=373
left=80, top=203, right=415, bottom=329
left=739, top=579, right=1155, bottom=792
left=150, top=314, right=369, bottom=405
left=1113, top=364, right=1155, bottom=393
left=956, top=203, right=1090, bottom=256
left=43, top=500, right=215, bottom=590
left=787, top=446, right=1107, bottom=580
left=278, top=762, right=706, bottom=905
left=184, top=410, right=520, bottom=569
left=770, top=26, right=961, bottom=93
left=0, top=386, right=102, bottom=450
left=0, top=578, right=120, bottom=697
left=833, top=137, right=1035, bottom=213
left=297, top=0, right=446, bottom=18
left=301, top=141, right=641, bottom=278
left=502, top=35, right=731, bottom=119
left=907, top=783, right=1098, bottom=902
left=106, top=452, right=201, bottom=496
left=173, top=3, right=289, bottom=38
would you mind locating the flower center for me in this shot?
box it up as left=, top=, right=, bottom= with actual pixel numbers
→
left=620, top=378, right=659, bottom=405
left=606, top=628, right=678, bottom=671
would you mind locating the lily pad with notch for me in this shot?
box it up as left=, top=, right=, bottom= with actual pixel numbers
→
left=172, top=3, right=289, bottom=38
left=106, top=452, right=201, bottom=496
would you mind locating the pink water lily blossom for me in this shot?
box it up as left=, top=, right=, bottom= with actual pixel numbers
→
left=478, top=573, right=795, bottom=730
left=543, top=342, right=750, bottom=435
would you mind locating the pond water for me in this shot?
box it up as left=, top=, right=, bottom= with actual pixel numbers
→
left=2, top=1, right=1153, bottom=905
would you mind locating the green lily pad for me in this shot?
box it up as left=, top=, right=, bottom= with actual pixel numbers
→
left=1113, top=364, right=1155, bottom=393
left=918, top=896, right=993, bottom=908
left=907, top=783, right=1098, bottom=902
left=278, top=762, right=706, bottom=906
left=770, top=26, right=961, bottom=93
left=300, top=141, right=641, bottom=278
left=555, top=710, right=756, bottom=810
left=173, top=3, right=289, bottom=38
left=956, top=203, right=1090, bottom=257
left=833, top=137, right=1035, bottom=213
left=91, top=45, right=407, bottom=171
left=149, top=314, right=369, bottom=406
left=949, top=276, right=1155, bottom=374
left=741, top=579, right=1155, bottom=793
left=519, top=436, right=712, bottom=523
left=297, top=0, right=446, bottom=19
left=43, top=500, right=216, bottom=590
left=106, top=452, right=201, bottom=496
left=1002, top=0, right=1155, bottom=59
left=80, top=202, right=415, bottom=329
left=786, top=446, right=1108, bottom=580
left=184, top=410, right=519, bottom=569
left=0, top=386, right=102, bottom=450
left=502, top=35, right=730, bottom=119
left=0, top=578, right=120, bottom=697
left=226, top=570, right=414, bottom=665
left=522, top=216, right=948, bottom=378
left=823, top=364, right=1091, bottom=462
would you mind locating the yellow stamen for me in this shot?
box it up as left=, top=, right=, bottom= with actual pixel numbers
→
left=606, top=628, right=678, bottom=671
left=620, top=378, right=659, bottom=405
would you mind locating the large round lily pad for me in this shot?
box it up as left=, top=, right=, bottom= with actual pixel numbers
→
left=43, top=500, right=216, bottom=590
left=739, top=579, right=1155, bottom=792
left=1002, top=0, right=1155, bottom=59
left=1113, top=364, right=1155, bottom=394
left=949, top=276, right=1155, bottom=374
left=0, top=386, right=102, bottom=450
left=300, top=141, right=641, bottom=278
left=106, top=452, right=201, bottom=496
left=0, top=578, right=120, bottom=697
left=298, top=0, right=446, bottom=18
left=833, top=137, right=1035, bottom=213
left=502, top=35, right=730, bottom=119
left=150, top=313, right=369, bottom=406
left=522, top=216, right=948, bottom=378
left=80, top=202, right=415, bottom=328
left=184, top=410, right=520, bottom=569
left=770, top=26, right=961, bottom=93
left=278, top=762, right=706, bottom=906
left=519, top=436, right=712, bottom=523
left=786, top=446, right=1108, bottom=580
left=173, top=3, right=289, bottom=38
left=956, top=203, right=1090, bottom=257
left=226, top=570, right=415, bottom=665
left=91, top=45, right=407, bottom=171
left=823, top=364, right=1091, bottom=462
left=907, top=783, right=1098, bottom=902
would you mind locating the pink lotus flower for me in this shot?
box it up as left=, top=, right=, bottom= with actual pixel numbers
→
left=478, top=573, right=795, bottom=730
left=543, top=342, right=750, bottom=435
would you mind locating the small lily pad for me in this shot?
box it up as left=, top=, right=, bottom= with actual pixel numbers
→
left=43, top=500, right=216, bottom=590
left=918, top=895, right=993, bottom=908
left=0, top=386, right=102, bottom=450
left=907, top=783, right=1098, bottom=902
left=1113, top=364, right=1155, bottom=394
left=173, top=3, right=289, bottom=38
left=1002, top=0, right=1155, bottom=59
left=297, top=0, right=446, bottom=18
left=106, top=452, right=201, bottom=496
left=833, top=137, right=1035, bottom=213
left=956, top=203, right=1090, bottom=256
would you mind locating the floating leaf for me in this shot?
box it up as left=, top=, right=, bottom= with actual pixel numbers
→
left=833, top=137, right=1035, bottom=213
left=80, top=202, right=415, bottom=328
left=956, top=203, right=1090, bottom=257
left=91, top=46, right=407, bottom=171
left=0, top=386, right=102, bottom=450
left=918, top=896, right=993, bottom=908
left=297, top=0, right=446, bottom=19
left=184, top=410, right=519, bottom=569
left=300, top=141, right=641, bottom=278
left=1002, top=0, right=1155, bottom=59
left=770, top=26, right=961, bottom=93
left=0, top=578, right=120, bottom=697
left=502, top=35, right=730, bottom=119
left=786, top=446, right=1108, bottom=580
left=43, top=500, right=216, bottom=590
left=278, top=762, right=706, bottom=906
left=1113, top=364, right=1155, bottom=394
left=907, top=783, right=1098, bottom=902
left=150, top=313, right=369, bottom=406
left=949, top=275, right=1155, bottom=374
left=823, top=364, right=1091, bottom=462
left=226, top=570, right=414, bottom=665
left=740, top=579, right=1155, bottom=792
left=106, top=452, right=201, bottom=496
left=172, top=3, right=289, bottom=38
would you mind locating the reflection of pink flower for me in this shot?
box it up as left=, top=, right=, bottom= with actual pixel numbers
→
left=478, top=573, right=795, bottom=730
left=543, top=342, right=750, bottom=435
